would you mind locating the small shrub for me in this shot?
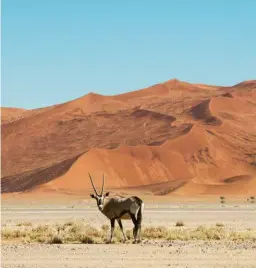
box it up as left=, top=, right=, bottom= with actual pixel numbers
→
left=220, top=196, right=226, bottom=204
left=49, top=235, right=63, bottom=244
left=175, top=221, right=185, bottom=227
left=216, top=223, right=224, bottom=227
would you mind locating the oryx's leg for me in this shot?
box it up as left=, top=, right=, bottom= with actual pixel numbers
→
left=137, top=213, right=142, bottom=242
left=130, top=213, right=139, bottom=243
left=108, top=218, right=115, bottom=243
left=137, top=224, right=142, bottom=242
left=117, top=219, right=127, bottom=242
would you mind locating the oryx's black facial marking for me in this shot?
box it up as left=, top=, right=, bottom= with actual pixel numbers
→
left=90, top=192, right=109, bottom=211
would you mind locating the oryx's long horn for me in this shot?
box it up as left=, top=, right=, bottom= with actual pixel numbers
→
left=88, top=173, right=98, bottom=195
left=101, top=173, right=105, bottom=195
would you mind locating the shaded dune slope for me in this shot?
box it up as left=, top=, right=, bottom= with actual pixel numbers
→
left=1, top=154, right=82, bottom=193
left=189, top=99, right=222, bottom=126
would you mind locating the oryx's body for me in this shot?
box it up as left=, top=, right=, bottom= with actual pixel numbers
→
left=88, top=173, right=144, bottom=243
left=101, top=196, right=144, bottom=220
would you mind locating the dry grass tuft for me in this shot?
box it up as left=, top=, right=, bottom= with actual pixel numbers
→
left=101, top=224, right=109, bottom=232
left=62, top=221, right=74, bottom=228
left=2, top=229, right=27, bottom=240
left=2, top=221, right=256, bottom=244
left=143, top=226, right=169, bottom=239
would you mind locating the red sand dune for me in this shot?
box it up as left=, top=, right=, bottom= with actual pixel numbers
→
left=1, top=79, right=256, bottom=196
left=1, top=107, right=29, bottom=125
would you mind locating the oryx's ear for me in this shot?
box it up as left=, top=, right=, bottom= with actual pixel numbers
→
left=90, top=194, right=95, bottom=198
left=104, top=192, right=110, bottom=197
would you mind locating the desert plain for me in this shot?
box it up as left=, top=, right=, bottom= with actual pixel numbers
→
left=1, top=194, right=256, bottom=268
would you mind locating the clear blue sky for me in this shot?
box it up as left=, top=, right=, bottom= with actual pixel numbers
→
left=2, top=0, right=256, bottom=109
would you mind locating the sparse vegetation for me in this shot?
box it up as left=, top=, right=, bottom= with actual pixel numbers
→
left=16, top=222, right=32, bottom=227
left=167, top=225, right=226, bottom=241
left=1, top=221, right=256, bottom=244
left=247, top=196, right=255, bottom=204
left=143, top=226, right=169, bottom=239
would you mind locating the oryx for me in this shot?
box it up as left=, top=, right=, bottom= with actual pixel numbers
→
left=88, top=173, right=144, bottom=243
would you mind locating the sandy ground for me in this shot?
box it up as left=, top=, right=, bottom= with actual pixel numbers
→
left=1, top=200, right=256, bottom=267
left=2, top=241, right=256, bottom=268
left=2, top=205, right=256, bottom=230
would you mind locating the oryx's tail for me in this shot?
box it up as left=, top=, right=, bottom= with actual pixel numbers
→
left=137, top=201, right=144, bottom=225
left=132, top=196, right=144, bottom=225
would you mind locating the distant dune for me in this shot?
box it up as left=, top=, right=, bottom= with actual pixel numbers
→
left=1, top=79, right=256, bottom=196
